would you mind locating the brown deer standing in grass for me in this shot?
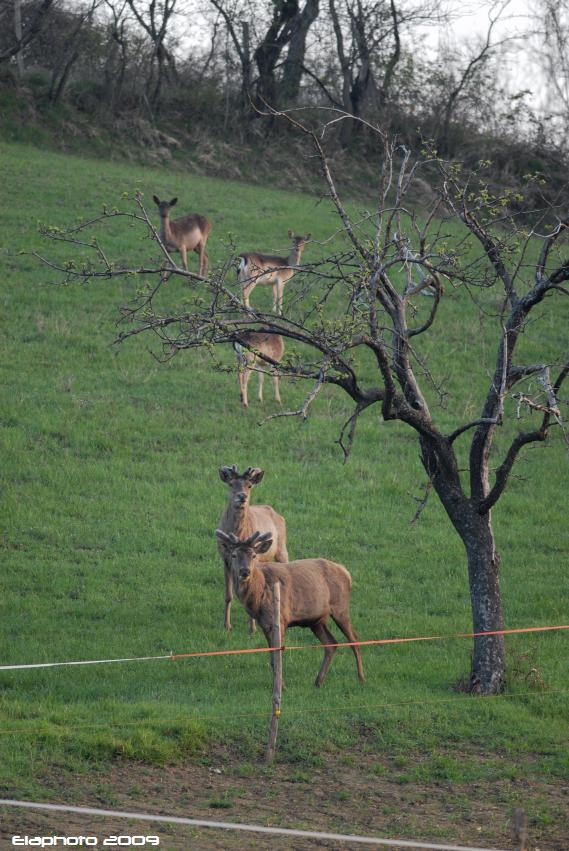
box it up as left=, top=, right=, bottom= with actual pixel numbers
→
left=215, top=530, right=365, bottom=687
left=217, top=466, right=289, bottom=632
left=234, top=331, right=284, bottom=408
left=152, top=195, right=212, bottom=276
left=238, top=230, right=311, bottom=314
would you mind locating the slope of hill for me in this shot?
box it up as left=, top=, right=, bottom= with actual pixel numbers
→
left=1, top=140, right=568, bottom=848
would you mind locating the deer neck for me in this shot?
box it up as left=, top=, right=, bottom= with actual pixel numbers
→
left=223, top=502, right=250, bottom=537
left=237, top=561, right=265, bottom=611
left=159, top=213, right=173, bottom=244
left=287, top=244, right=303, bottom=267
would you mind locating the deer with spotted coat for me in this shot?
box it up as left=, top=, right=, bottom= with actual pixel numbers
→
left=153, top=195, right=212, bottom=276
left=217, top=466, right=288, bottom=632
left=215, top=530, right=365, bottom=687
left=234, top=330, right=284, bottom=408
left=238, top=230, right=311, bottom=314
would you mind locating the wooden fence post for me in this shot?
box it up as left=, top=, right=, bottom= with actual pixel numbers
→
left=513, top=808, right=527, bottom=851
left=266, top=581, right=282, bottom=763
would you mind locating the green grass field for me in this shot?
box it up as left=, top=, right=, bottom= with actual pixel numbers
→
left=1, top=139, right=568, bottom=813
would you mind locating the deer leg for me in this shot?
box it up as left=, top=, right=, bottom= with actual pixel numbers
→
left=331, top=613, right=365, bottom=682
left=179, top=245, right=188, bottom=272
left=277, top=281, right=285, bottom=315
left=241, top=281, right=255, bottom=309
left=258, top=368, right=264, bottom=403
left=224, top=566, right=233, bottom=631
left=272, top=280, right=284, bottom=314
left=238, top=367, right=244, bottom=405
left=311, top=620, right=338, bottom=687
left=272, top=370, right=281, bottom=404
left=197, top=242, right=208, bottom=277
left=240, top=366, right=252, bottom=407
left=249, top=616, right=256, bottom=634
left=274, top=522, right=289, bottom=562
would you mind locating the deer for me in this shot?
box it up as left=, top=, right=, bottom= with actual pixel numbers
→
left=152, top=195, right=212, bottom=277
left=217, top=465, right=289, bottom=633
left=234, top=331, right=284, bottom=408
left=215, top=530, right=365, bottom=687
left=238, top=230, right=311, bottom=314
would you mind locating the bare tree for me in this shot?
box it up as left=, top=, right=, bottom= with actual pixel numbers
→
left=208, top=0, right=253, bottom=106
left=35, top=112, right=569, bottom=694
left=14, top=0, right=24, bottom=75
left=280, top=0, right=319, bottom=103
left=206, top=0, right=321, bottom=113
left=102, top=0, right=130, bottom=110
left=0, top=0, right=54, bottom=64
left=125, top=0, right=179, bottom=112
left=536, top=0, right=569, bottom=142
left=47, top=0, right=100, bottom=104
left=435, top=1, right=514, bottom=156
left=326, top=0, right=440, bottom=143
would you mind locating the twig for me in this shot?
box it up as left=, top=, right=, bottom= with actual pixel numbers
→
left=410, top=477, right=434, bottom=525
left=260, top=364, right=328, bottom=425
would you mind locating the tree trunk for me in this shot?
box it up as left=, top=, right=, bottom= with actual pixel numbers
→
left=280, top=0, right=319, bottom=104
left=14, top=0, right=24, bottom=76
left=463, top=514, right=505, bottom=693
left=253, top=0, right=299, bottom=109
left=240, top=20, right=252, bottom=106
left=422, top=438, right=506, bottom=695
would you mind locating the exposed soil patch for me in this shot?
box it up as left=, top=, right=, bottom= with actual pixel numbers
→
left=1, top=744, right=567, bottom=850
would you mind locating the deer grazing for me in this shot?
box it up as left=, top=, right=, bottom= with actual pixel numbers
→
left=215, top=530, right=365, bottom=687
left=234, top=331, right=284, bottom=408
left=152, top=195, right=212, bottom=276
left=238, top=230, right=311, bottom=314
left=218, top=466, right=288, bottom=632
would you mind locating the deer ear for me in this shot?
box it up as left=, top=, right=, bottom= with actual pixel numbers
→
left=170, top=197, right=178, bottom=207
left=255, top=537, right=273, bottom=554
left=152, top=195, right=160, bottom=205
left=288, top=229, right=294, bottom=238
left=247, top=468, right=264, bottom=485
left=305, top=233, right=312, bottom=241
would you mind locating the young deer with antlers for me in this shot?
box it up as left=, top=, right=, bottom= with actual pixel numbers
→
left=234, top=331, right=284, bottom=408
left=217, top=466, right=288, bottom=632
left=153, top=195, right=212, bottom=276
left=238, top=230, right=311, bottom=314
left=215, top=530, right=365, bottom=687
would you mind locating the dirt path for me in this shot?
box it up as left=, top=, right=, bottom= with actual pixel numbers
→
left=1, top=745, right=567, bottom=850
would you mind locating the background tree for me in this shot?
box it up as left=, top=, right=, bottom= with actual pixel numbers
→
left=101, top=0, right=130, bottom=111
left=37, top=112, right=569, bottom=694
left=47, top=0, right=100, bottom=104
left=208, top=0, right=253, bottom=107
left=536, top=0, right=569, bottom=141
left=324, top=0, right=443, bottom=144
left=0, top=0, right=53, bottom=65
left=433, top=0, right=513, bottom=156
left=125, top=0, right=179, bottom=113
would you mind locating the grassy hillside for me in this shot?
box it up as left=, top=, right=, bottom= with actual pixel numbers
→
left=1, top=138, right=568, bottom=826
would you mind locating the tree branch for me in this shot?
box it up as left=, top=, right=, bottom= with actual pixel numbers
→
left=479, top=361, right=569, bottom=513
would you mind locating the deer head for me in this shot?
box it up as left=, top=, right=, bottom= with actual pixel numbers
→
left=288, top=230, right=312, bottom=250
left=215, top=530, right=273, bottom=580
left=219, top=465, right=264, bottom=511
left=153, top=196, right=178, bottom=217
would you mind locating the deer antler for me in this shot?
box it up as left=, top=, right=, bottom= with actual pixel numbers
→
left=215, top=529, right=239, bottom=545
left=242, top=531, right=273, bottom=547
left=219, top=464, right=239, bottom=480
